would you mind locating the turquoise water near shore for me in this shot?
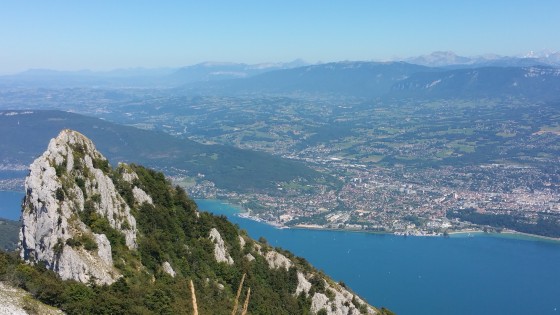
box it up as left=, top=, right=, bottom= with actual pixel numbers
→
left=195, top=199, right=560, bottom=315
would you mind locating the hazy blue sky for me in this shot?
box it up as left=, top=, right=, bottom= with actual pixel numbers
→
left=1, top=0, right=559, bottom=74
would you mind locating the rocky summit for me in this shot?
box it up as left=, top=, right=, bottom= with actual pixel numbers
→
left=15, top=129, right=390, bottom=314
left=19, top=129, right=138, bottom=285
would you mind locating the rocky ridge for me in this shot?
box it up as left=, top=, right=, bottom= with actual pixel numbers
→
left=16, top=129, right=386, bottom=314
left=19, top=130, right=139, bottom=285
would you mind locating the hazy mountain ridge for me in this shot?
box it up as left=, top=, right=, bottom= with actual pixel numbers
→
left=182, top=61, right=434, bottom=97
left=0, top=60, right=308, bottom=88
left=169, top=59, right=308, bottom=84
left=180, top=61, right=560, bottom=101
left=2, top=51, right=559, bottom=90
left=391, top=66, right=560, bottom=99
left=405, top=50, right=560, bottom=68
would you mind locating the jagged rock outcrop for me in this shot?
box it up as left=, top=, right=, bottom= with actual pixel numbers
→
left=209, top=228, right=234, bottom=265
left=308, top=279, right=377, bottom=315
left=19, top=130, right=138, bottom=285
left=244, top=253, right=255, bottom=262
left=162, top=261, right=176, bottom=277
left=119, top=164, right=153, bottom=206
left=132, top=186, right=153, bottom=205
left=264, top=250, right=292, bottom=271
left=296, top=271, right=312, bottom=295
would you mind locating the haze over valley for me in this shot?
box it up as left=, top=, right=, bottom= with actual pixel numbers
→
left=2, top=53, right=560, bottom=239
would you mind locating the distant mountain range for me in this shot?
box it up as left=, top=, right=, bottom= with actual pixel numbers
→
left=1, top=51, right=560, bottom=101
left=2, top=51, right=559, bottom=88
left=181, top=61, right=434, bottom=97
left=183, top=62, right=560, bottom=100
left=0, top=60, right=308, bottom=88
left=391, top=65, right=560, bottom=100
left=404, top=50, right=560, bottom=68
left=168, top=59, right=308, bottom=84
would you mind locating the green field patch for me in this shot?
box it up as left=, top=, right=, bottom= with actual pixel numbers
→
left=447, top=140, right=476, bottom=153
left=330, top=140, right=358, bottom=151
left=435, top=149, right=454, bottom=158
left=378, top=127, right=402, bottom=134
left=280, top=182, right=315, bottom=192
left=425, top=128, right=475, bottom=137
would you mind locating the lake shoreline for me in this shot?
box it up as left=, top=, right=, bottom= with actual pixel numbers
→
left=194, top=198, right=560, bottom=315
left=195, top=198, right=560, bottom=244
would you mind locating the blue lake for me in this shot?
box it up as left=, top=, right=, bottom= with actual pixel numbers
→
left=0, top=170, right=27, bottom=180
left=0, top=190, right=24, bottom=221
left=2, top=191, right=559, bottom=315
left=195, top=199, right=560, bottom=315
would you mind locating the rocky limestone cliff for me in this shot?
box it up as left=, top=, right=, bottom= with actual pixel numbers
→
left=19, top=130, right=140, bottom=285
left=15, top=129, right=386, bottom=314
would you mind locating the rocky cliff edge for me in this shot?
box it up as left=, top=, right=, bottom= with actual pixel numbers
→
left=19, top=130, right=141, bottom=285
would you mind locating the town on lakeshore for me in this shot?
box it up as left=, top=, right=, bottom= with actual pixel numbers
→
left=178, top=159, right=559, bottom=238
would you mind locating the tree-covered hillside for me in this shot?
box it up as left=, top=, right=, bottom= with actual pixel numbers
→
left=0, top=110, right=336, bottom=192
left=3, top=155, right=390, bottom=314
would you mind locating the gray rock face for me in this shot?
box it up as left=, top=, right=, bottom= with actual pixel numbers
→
left=209, top=228, right=234, bottom=265
left=264, top=250, right=292, bottom=271
left=296, top=271, right=311, bottom=295
left=162, top=261, right=176, bottom=277
left=238, top=235, right=246, bottom=248
left=309, top=280, right=378, bottom=315
left=119, top=164, right=153, bottom=206
left=19, top=130, right=138, bottom=285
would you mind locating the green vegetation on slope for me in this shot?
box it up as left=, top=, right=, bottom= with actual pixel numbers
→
left=1, top=163, right=379, bottom=314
